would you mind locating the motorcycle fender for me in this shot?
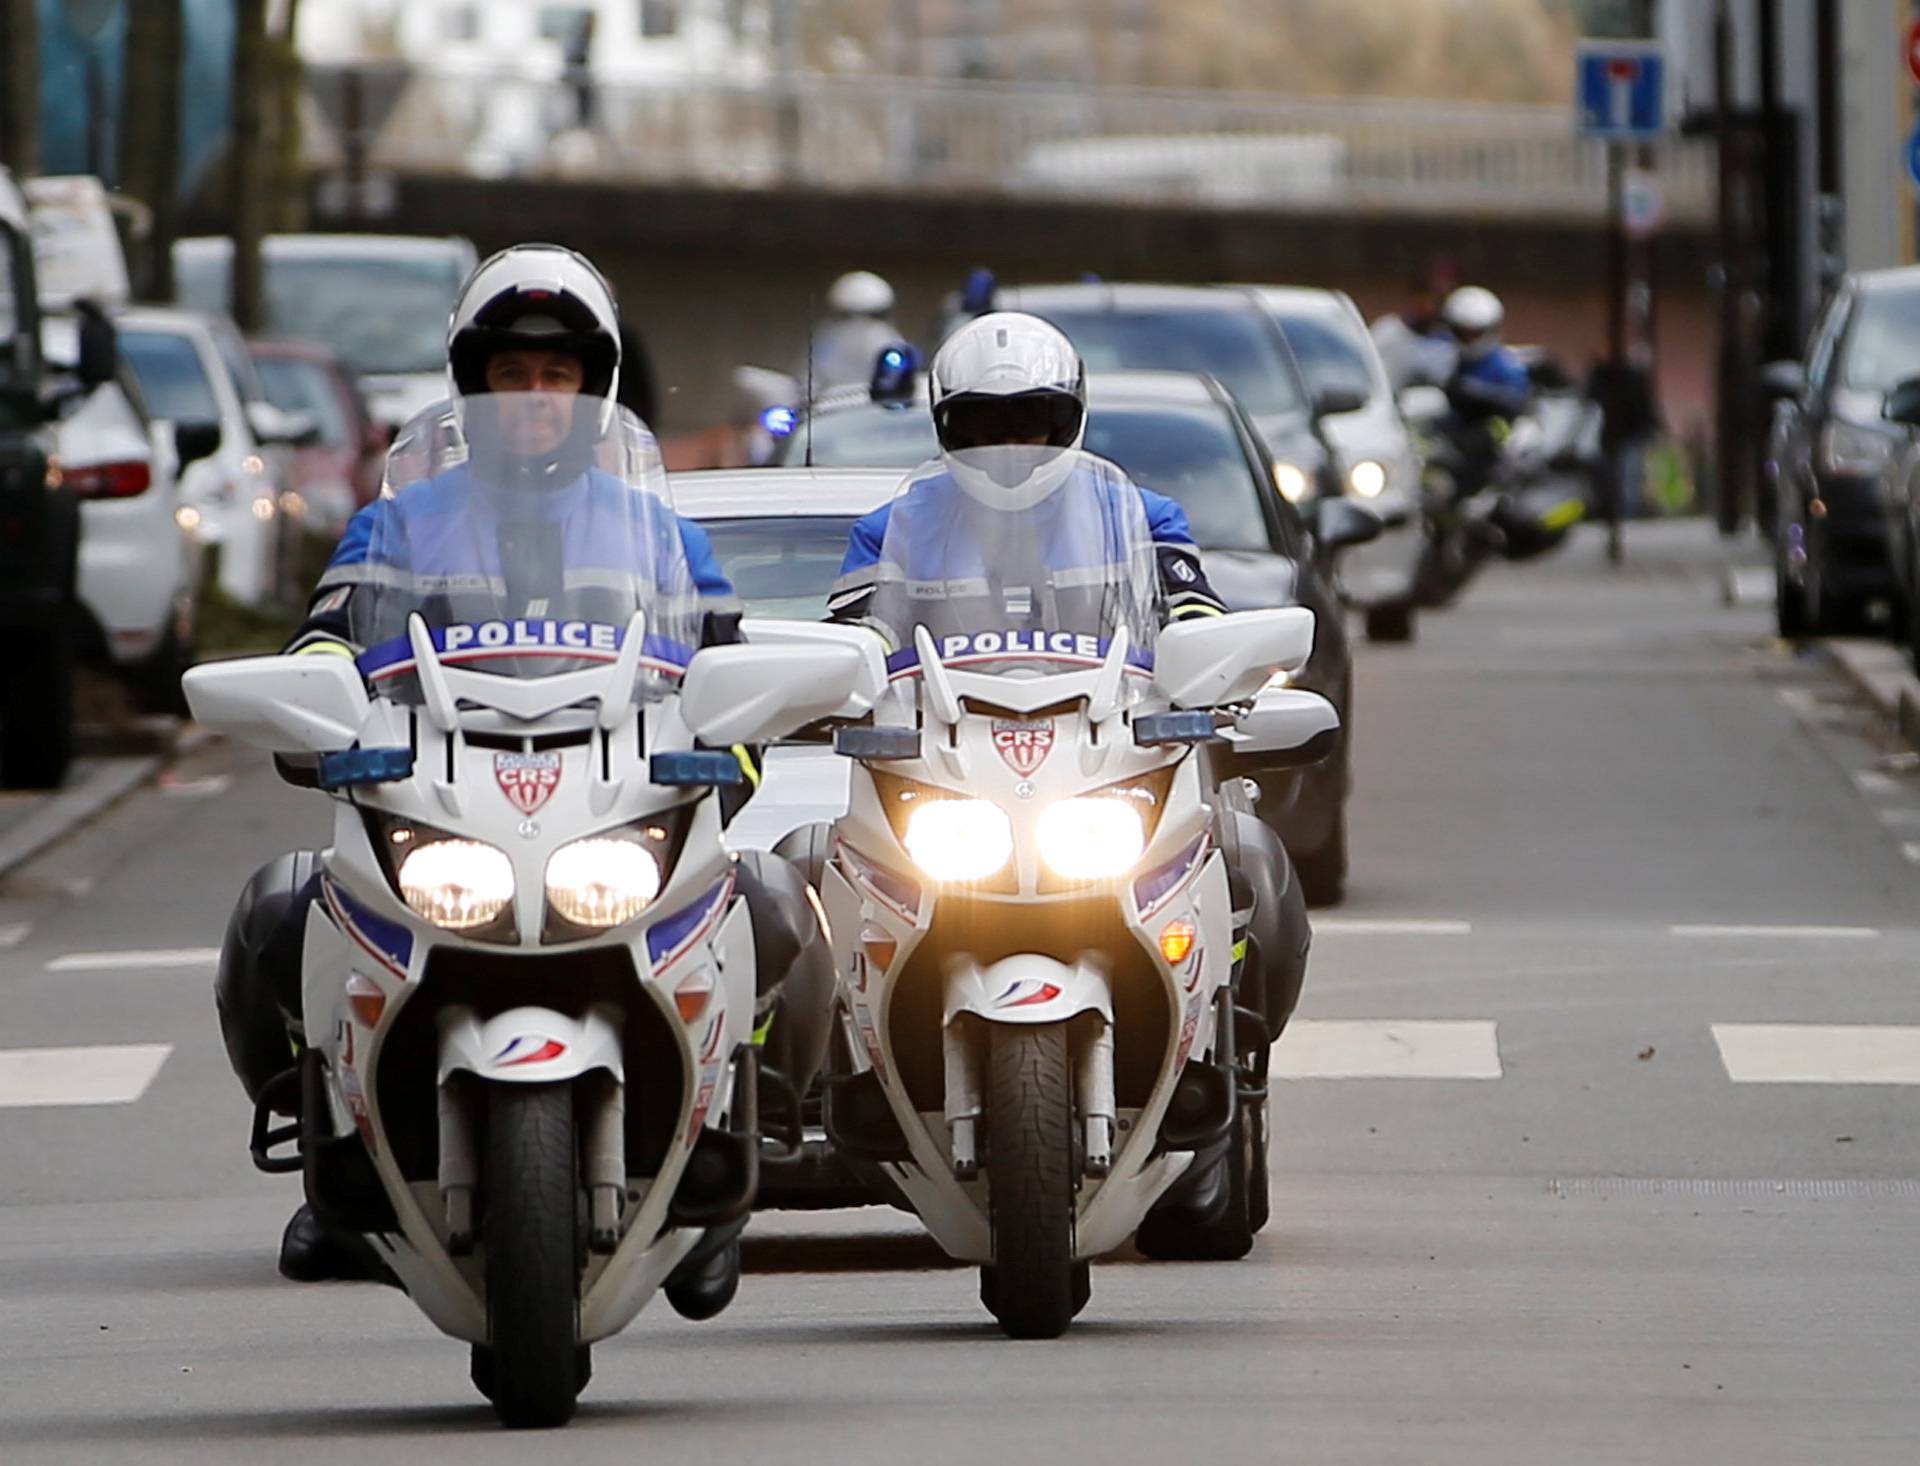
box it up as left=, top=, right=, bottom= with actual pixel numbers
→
left=942, top=954, right=1113, bottom=1027
left=436, top=1004, right=625, bottom=1086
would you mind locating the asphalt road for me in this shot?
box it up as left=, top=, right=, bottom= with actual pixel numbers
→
left=5, top=521, right=1920, bottom=1463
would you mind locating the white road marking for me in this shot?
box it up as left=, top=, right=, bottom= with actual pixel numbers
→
left=0, top=923, right=27, bottom=948
left=0, top=1044, right=172, bottom=1107
left=1670, top=924, right=1879, bottom=940
left=1273, top=1020, right=1501, bottom=1080
left=1713, top=1024, right=1920, bottom=1084
left=45, top=947, right=221, bottom=973
left=1312, top=919, right=1473, bottom=937
left=1904, top=842, right=1920, bottom=864
left=159, top=773, right=232, bottom=798
left=1854, top=770, right=1900, bottom=796
left=1877, top=808, right=1920, bottom=827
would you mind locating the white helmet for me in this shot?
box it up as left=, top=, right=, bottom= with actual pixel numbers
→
left=447, top=244, right=622, bottom=414
left=1441, top=285, right=1505, bottom=351
left=930, top=311, right=1087, bottom=509
left=827, top=269, right=895, bottom=318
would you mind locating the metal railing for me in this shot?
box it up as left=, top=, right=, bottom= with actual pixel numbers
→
left=306, top=67, right=1715, bottom=224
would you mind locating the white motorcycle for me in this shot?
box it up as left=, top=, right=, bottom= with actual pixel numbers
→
left=813, top=449, right=1338, bottom=1338
left=184, top=394, right=879, bottom=1427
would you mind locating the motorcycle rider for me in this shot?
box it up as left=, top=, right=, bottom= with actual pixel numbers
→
left=1440, top=285, right=1531, bottom=425
left=800, top=270, right=905, bottom=393
left=217, top=244, right=832, bottom=1291
left=827, top=311, right=1309, bottom=1223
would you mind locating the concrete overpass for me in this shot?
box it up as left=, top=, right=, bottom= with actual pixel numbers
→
left=274, top=68, right=1721, bottom=434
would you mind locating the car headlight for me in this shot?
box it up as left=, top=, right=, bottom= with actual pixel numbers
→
left=1273, top=462, right=1311, bottom=503
left=1036, top=796, right=1146, bottom=881
left=1348, top=460, right=1387, bottom=498
left=1819, top=422, right=1894, bottom=477
left=903, top=798, right=1014, bottom=883
left=398, top=838, right=514, bottom=931
left=545, top=836, right=662, bottom=929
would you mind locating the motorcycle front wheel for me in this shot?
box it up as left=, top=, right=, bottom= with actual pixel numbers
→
left=480, top=1082, right=584, bottom=1428
left=982, top=1023, right=1078, bottom=1339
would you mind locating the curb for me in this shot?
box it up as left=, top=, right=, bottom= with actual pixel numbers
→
left=1824, top=638, right=1920, bottom=748
left=0, top=755, right=164, bottom=880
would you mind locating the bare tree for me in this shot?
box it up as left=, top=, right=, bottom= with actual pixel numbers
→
left=0, top=0, right=38, bottom=175
left=230, top=0, right=269, bottom=331
left=120, top=0, right=185, bottom=299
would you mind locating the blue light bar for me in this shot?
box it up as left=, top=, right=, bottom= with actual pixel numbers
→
left=1133, top=711, right=1220, bottom=747
left=761, top=405, right=798, bottom=438
left=651, top=751, right=744, bottom=787
left=318, top=745, right=416, bottom=789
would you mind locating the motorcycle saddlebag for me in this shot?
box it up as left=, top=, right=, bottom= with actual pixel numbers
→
left=1494, top=482, right=1585, bottom=561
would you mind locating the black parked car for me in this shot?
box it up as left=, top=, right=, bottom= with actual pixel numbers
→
left=774, top=369, right=1376, bottom=905
left=0, top=169, right=81, bottom=789
left=1766, top=266, right=1920, bottom=636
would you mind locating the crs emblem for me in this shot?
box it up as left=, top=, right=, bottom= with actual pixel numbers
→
left=991, top=717, right=1055, bottom=776
left=494, top=751, right=562, bottom=815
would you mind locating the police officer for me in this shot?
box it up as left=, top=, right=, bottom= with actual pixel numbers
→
left=218, top=246, right=829, bottom=1296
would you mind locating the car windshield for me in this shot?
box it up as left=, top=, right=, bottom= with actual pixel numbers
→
left=700, top=515, right=861, bottom=620
left=120, top=329, right=221, bottom=423
left=800, top=399, right=1269, bottom=553
left=257, top=356, right=353, bottom=447
left=175, top=251, right=464, bottom=378
left=349, top=393, right=698, bottom=705
left=868, top=447, right=1161, bottom=674
left=1035, top=306, right=1306, bottom=415
left=1840, top=286, right=1920, bottom=394
left=1272, top=303, right=1378, bottom=404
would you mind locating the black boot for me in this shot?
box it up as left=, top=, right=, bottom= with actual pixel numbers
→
left=663, top=1236, right=741, bottom=1321
left=278, top=1203, right=396, bottom=1284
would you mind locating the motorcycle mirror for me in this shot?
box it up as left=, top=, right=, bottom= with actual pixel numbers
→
left=1220, top=687, right=1340, bottom=766
left=1154, top=606, right=1315, bottom=710
left=183, top=652, right=369, bottom=754
left=1397, top=385, right=1450, bottom=424
left=680, top=642, right=869, bottom=747
left=1312, top=497, right=1383, bottom=552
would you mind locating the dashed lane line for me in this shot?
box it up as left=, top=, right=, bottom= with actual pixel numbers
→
left=0, top=923, right=27, bottom=948
left=1670, top=923, right=1880, bottom=940
left=1713, top=1023, right=1920, bottom=1084
left=1273, top=1020, right=1502, bottom=1080
left=1312, top=919, right=1473, bottom=937
left=44, top=947, right=221, bottom=973
left=0, top=1043, right=173, bottom=1107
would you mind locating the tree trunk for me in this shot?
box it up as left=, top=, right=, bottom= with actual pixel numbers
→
left=229, top=0, right=270, bottom=331
left=0, top=0, right=39, bottom=176
left=119, top=0, right=185, bottom=300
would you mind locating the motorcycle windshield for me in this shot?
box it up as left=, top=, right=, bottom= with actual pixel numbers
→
left=349, top=393, right=699, bottom=703
left=868, top=446, right=1161, bottom=678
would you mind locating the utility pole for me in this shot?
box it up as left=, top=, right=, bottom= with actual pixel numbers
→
left=1812, top=0, right=1841, bottom=297
left=119, top=0, right=185, bottom=300
left=0, top=0, right=39, bottom=177
left=230, top=0, right=269, bottom=332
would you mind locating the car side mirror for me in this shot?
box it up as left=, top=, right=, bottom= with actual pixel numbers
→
left=173, top=419, right=223, bottom=468
left=1311, top=496, right=1383, bottom=552
left=1312, top=385, right=1368, bottom=419
left=1885, top=376, right=1920, bottom=429
left=1762, top=360, right=1806, bottom=400
left=75, top=302, right=120, bottom=390
left=247, top=400, right=318, bottom=446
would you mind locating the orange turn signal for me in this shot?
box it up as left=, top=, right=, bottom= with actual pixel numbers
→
left=1158, top=918, right=1196, bottom=966
left=345, top=973, right=386, bottom=1028
left=674, top=972, right=713, bottom=1024
left=861, top=924, right=898, bottom=971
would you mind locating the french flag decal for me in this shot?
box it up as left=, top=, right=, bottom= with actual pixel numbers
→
left=494, top=1036, right=567, bottom=1068
left=994, top=979, right=1063, bottom=1009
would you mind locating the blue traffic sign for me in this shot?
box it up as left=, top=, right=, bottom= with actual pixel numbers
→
left=1577, top=43, right=1666, bottom=141
left=1907, top=120, right=1920, bottom=192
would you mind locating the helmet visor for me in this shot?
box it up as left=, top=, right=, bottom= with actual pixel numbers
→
left=935, top=390, right=1084, bottom=452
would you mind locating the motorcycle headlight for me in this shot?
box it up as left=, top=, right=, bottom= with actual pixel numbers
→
left=1036, top=796, right=1146, bottom=881
left=1819, top=422, right=1894, bottom=478
left=545, top=837, right=663, bottom=929
left=1273, top=462, right=1311, bottom=503
left=1348, top=459, right=1388, bottom=498
left=398, top=839, right=514, bottom=931
left=902, top=798, right=1014, bottom=883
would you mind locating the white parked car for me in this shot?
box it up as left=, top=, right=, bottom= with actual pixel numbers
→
left=116, top=306, right=308, bottom=609
left=173, top=234, right=475, bottom=429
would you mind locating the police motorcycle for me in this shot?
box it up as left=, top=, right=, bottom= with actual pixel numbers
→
left=184, top=394, right=877, bottom=1429
left=1402, top=385, right=1584, bottom=609
left=813, top=445, right=1339, bottom=1339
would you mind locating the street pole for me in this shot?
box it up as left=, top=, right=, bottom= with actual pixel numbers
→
left=0, top=0, right=39, bottom=177
left=1813, top=0, right=1841, bottom=298
left=119, top=0, right=185, bottom=301
left=1712, top=0, right=1749, bottom=534
left=230, top=0, right=269, bottom=333
left=1605, top=139, right=1628, bottom=564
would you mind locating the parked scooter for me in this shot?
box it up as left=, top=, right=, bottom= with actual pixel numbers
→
left=183, top=395, right=876, bottom=1428
left=810, top=449, right=1339, bottom=1338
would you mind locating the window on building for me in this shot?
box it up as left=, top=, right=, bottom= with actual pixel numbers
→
left=538, top=5, right=594, bottom=43
left=640, top=0, right=679, bottom=38
left=441, top=4, right=479, bottom=41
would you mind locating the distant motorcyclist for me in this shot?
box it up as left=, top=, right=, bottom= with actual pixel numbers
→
left=800, top=270, right=905, bottom=393
left=218, top=244, right=829, bottom=1289
left=1440, top=286, right=1531, bottom=424
left=827, top=311, right=1228, bottom=632
left=1371, top=275, right=1458, bottom=393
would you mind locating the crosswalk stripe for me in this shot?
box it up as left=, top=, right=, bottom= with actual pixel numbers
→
left=0, top=1044, right=173, bottom=1107
left=44, top=948, right=221, bottom=972
left=1273, top=1020, right=1501, bottom=1079
left=1713, top=1024, right=1920, bottom=1084
left=1671, top=924, right=1879, bottom=940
